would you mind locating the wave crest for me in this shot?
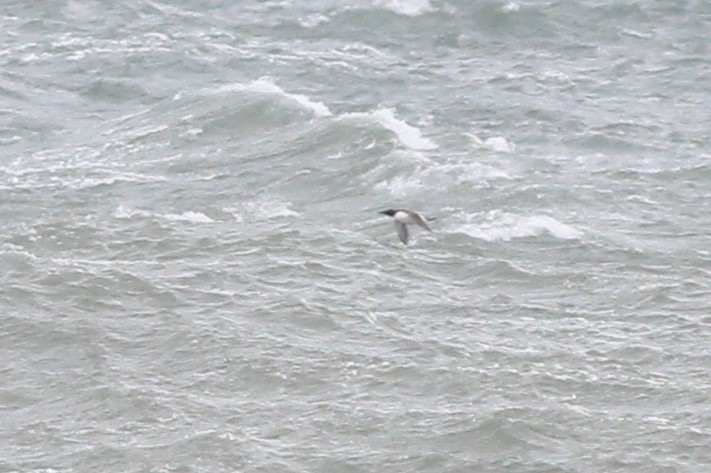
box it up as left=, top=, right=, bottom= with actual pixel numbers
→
left=455, top=211, right=583, bottom=241
left=340, top=108, right=437, bottom=151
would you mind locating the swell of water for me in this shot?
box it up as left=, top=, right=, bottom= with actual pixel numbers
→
left=1, top=1, right=709, bottom=472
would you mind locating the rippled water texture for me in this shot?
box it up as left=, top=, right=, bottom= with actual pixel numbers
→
left=1, top=1, right=709, bottom=472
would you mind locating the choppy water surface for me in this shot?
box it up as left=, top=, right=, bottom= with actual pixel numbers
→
left=1, top=1, right=709, bottom=472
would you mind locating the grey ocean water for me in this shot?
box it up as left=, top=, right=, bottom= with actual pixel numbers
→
left=1, top=1, right=710, bottom=472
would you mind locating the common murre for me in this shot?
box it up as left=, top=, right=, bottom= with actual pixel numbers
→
left=379, top=209, right=432, bottom=245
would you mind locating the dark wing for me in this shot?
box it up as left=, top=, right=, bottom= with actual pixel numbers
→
left=410, top=212, right=432, bottom=232
left=395, top=221, right=409, bottom=245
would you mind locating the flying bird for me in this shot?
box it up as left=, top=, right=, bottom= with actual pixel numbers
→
left=379, top=209, right=432, bottom=245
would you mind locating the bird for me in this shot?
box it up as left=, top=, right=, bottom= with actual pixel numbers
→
left=379, top=209, right=432, bottom=245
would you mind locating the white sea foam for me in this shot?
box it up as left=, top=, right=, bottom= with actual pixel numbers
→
left=541, top=70, right=572, bottom=84
left=626, top=195, right=657, bottom=204
left=374, top=173, right=425, bottom=198
left=342, top=42, right=388, bottom=57
left=376, top=0, right=433, bottom=16
left=0, top=246, right=39, bottom=263
left=113, top=204, right=150, bottom=220
left=182, top=127, right=204, bottom=138
left=163, top=211, right=214, bottom=224
left=503, top=2, right=521, bottom=12
left=467, top=133, right=515, bottom=153
left=456, top=211, right=583, bottom=241
left=216, top=78, right=332, bottom=117
left=374, top=160, right=509, bottom=197
left=1, top=242, right=25, bottom=252
left=224, top=198, right=299, bottom=222
left=114, top=205, right=214, bottom=224
left=341, top=108, right=438, bottom=151
left=436, top=162, right=512, bottom=183
left=74, top=173, right=165, bottom=190
left=255, top=200, right=299, bottom=219
left=622, top=28, right=652, bottom=39
left=0, top=135, right=21, bottom=145
left=299, top=13, right=330, bottom=28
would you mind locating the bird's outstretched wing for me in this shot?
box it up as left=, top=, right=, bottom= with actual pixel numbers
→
left=395, top=221, right=409, bottom=245
left=411, top=212, right=432, bottom=232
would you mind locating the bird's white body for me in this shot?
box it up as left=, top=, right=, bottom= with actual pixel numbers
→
left=394, top=210, right=418, bottom=224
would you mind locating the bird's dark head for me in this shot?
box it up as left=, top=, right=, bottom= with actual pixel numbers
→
left=379, top=209, right=397, bottom=216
